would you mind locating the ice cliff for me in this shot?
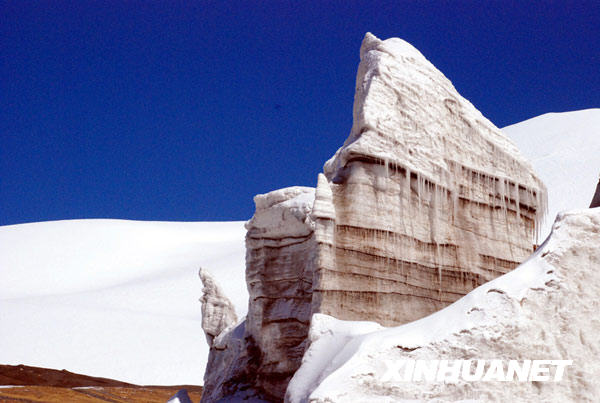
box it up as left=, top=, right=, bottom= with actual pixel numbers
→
left=313, top=33, right=545, bottom=327
left=244, top=187, right=317, bottom=398
left=199, top=33, right=547, bottom=402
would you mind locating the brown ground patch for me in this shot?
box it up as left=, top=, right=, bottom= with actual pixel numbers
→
left=0, top=364, right=202, bottom=402
left=0, top=386, right=203, bottom=402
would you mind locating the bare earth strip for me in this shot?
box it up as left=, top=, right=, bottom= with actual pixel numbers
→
left=0, top=364, right=202, bottom=402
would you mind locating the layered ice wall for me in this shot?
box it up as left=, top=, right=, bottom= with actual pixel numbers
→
left=201, top=187, right=317, bottom=402
left=200, top=33, right=546, bottom=402
left=244, top=187, right=317, bottom=399
left=313, top=33, right=546, bottom=326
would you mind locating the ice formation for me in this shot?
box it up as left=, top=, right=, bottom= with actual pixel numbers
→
left=200, top=33, right=546, bottom=401
left=287, top=208, right=600, bottom=402
left=200, top=187, right=317, bottom=402
left=313, top=32, right=546, bottom=327
left=199, top=268, right=238, bottom=346
left=244, top=187, right=317, bottom=399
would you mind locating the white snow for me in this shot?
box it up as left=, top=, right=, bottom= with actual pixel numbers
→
left=72, top=387, right=103, bottom=390
left=285, top=315, right=384, bottom=402
left=503, top=109, right=600, bottom=238
left=0, top=219, right=248, bottom=385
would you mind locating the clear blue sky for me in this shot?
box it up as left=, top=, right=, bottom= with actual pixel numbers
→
left=1, top=1, right=598, bottom=225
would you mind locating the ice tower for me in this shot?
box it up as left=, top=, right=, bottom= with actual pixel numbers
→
left=200, top=33, right=546, bottom=402
left=311, top=33, right=546, bottom=325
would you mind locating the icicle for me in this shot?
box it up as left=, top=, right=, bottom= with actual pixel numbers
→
left=534, top=185, right=548, bottom=245
left=436, top=242, right=442, bottom=301
left=385, top=226, right=390, bottom=272
left=406, top=168, right=415, bottom=238
left=393, top=232, right=399, bottom=277
left=525, top=187, right=532, bottom=239
left=384, top=157, right=389, bottom=178
left=416, top=172, right=422, bottom=205
left=433, top=182, right=443, bottom=301
left=515, top=184, right=521, bottom=220
left=452, top=180, right=459, bottom=224
left=399, top=168, right=406, bottom=235
left=499, top=177, right=508, bottom=225
left=487, top=175, right=493, bottom=207
left=467, top=169, right=472, bottom=201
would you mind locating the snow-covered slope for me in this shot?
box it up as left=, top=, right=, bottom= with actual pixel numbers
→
left=287, top=208, right=600, bottom=402
left=503, top=109, right=600, bottom=238
left=0, top=219, right=248, bottom=385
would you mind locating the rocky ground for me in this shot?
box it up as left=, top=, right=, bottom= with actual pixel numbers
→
left=0, top=364, right=202, bottom=402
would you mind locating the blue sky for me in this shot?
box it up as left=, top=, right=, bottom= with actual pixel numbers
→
left=1, top=1, right=598, bottom=225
